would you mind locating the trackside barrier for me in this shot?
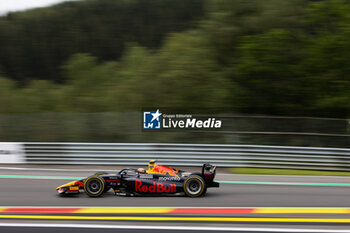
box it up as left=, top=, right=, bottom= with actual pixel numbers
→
left=18, top=143, right=350, bottom=171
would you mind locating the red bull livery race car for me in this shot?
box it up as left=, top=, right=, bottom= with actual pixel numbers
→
left=56, top=160, right=219, bottom=198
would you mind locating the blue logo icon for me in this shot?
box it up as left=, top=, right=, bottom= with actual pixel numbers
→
left=143, top=109, right=162, bottom=129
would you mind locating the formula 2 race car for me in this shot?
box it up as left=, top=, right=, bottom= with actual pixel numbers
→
left=56, top=160, right=219, bottom=198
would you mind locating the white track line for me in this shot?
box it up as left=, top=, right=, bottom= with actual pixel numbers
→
left=0, top=223, right=350, bottom=232
left=1, top=206, right=350, bottom=209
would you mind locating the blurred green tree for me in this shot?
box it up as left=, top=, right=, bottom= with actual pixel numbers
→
left=0, top=0, right=349, bottom=119
left=0, top=0, right=205, bottom=83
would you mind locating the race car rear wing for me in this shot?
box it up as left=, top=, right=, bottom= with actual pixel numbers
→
left=202, top=163, right=216, bottom=181
left=201, top=163, right=219, bottom=188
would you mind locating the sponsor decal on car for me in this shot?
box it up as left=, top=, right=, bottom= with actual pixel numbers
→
left=159, top=176, right=180, bottom=181
left=139, top=174, right=153, bottom=179
left=135, top=180, right=176, bottom=193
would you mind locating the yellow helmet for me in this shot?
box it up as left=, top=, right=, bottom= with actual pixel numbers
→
left=148, top=160, right=156, bottom=171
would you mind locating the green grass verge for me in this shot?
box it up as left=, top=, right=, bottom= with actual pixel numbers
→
left=232, top=168, right=350, bottom=176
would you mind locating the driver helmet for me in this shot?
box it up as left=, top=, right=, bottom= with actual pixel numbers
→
left=148, top=160, right=156, bottom=171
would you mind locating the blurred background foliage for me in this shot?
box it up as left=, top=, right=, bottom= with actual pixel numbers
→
left=0, top=0, right=349, bottom=145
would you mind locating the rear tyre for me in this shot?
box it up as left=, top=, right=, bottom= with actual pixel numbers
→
left=84, top=176, right=105, bottom=197
left=183, top=175, right=206, bottom=197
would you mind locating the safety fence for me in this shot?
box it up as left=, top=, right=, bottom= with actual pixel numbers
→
left=14, top=143, right=350, bottom=171
left=0, top=113, right=349, bottom=148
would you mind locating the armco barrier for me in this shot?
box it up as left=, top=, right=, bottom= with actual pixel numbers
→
left=21, top=143, right=350, bottom=171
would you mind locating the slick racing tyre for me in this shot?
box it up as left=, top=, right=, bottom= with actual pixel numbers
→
left=183, top=175, right=206, bottom=197
left=84, top=176, right=106, bottom=197
left=93, top=172, right=110, bottom=193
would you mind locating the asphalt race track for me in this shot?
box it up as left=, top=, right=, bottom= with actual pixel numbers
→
left=1, top=178, right=350, bottom=207
left=1, top=169, right=350, bottom=207
left=1, top=167, right=350, bottom=232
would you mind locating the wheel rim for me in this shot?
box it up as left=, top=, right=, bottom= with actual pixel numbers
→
left=186, top=179, right=202, bottom=195
left=86, top=179, right=102, bottom=195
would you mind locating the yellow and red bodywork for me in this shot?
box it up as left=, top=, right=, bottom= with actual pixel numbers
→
left=147, top=163, right=180, bottom=177
left=56, top=180, right=84, bottom=193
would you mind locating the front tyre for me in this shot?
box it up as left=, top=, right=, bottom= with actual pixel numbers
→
left=183, top=175, right=206, bottom=197
left=84, top=176, right=106, bottom=197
